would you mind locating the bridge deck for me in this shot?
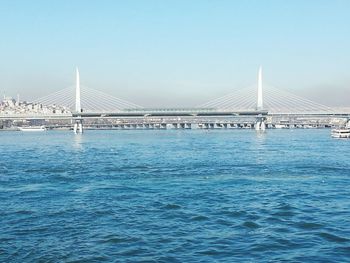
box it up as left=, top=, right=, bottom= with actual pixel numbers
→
left=2, top=110, right=350, bottom=120
left=74, top=110, right=268, bottom=118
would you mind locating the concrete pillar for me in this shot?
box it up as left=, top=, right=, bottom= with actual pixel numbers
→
left=73, top=118, right=83, bottom=134
left=255, top=116, right=266, bottom=131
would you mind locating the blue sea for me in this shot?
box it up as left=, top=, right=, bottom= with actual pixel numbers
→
left=1, top=129, right=350, bottom=262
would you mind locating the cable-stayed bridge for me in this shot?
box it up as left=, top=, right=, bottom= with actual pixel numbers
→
left=32, top=82, right=334, bottom=115
left=1, top=67, right=349, bottom=132
left=30, top=67, right=338, bottom=115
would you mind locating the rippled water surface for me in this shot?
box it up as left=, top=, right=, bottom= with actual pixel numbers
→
left=1, top=129, right=350, bottom=262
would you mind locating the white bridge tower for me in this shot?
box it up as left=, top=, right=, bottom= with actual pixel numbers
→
left=73, top=67, right=83, bottom=134
left=255, top=66, right=266, bottom=131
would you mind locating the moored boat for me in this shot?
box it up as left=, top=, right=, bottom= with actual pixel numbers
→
left=332, top=120, right=350, bottom=138
left=331, top=128, right=350, bottom=138
left=18, top=126, right=47, bottom=132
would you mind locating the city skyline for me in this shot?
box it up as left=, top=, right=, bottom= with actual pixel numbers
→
left=1, top=0, right=350, bottom=107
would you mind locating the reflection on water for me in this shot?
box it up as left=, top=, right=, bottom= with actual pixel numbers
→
left=72, top=133, right=84, bottom=150
left=255, top=129, right=267, bottom=143
left=253, top=130, right=267, bottom=165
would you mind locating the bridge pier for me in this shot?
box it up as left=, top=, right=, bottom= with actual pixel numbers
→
left=255, top=116, right=266, bottom=131
left=73, top=118, right=83, bottom=134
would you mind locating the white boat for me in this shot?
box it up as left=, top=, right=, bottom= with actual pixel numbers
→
left=331, top=128, right=350, bottom=138
left=275, top=124, right=287, bottom=129
left=18, top=126, right=47, bottom=132
left=332, top=120, right=350, bottom=138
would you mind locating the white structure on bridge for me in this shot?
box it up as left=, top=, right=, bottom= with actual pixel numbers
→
left=257, top=66, right=263, bottom=111
left=75, top=67, right=81, bottom=113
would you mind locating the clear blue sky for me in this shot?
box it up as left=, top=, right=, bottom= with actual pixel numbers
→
left=0, top=0, right=349, bottom=106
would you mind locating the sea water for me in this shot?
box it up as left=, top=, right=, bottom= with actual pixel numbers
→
left=1, top=129, right=350, bottom=262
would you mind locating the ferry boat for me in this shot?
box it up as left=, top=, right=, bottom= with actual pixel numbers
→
left=331, top=120, right=350, bottom=138
left=18, top=126, right=47, bottom=132
left=331, top=128, right=350, bottom=138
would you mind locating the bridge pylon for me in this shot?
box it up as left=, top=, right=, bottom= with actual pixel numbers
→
left=74, top=67, right=83, bottom=134
left=255, top=66, right=266, bottom=131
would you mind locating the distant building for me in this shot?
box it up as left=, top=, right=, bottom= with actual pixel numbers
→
left=0, top=97, right=71, bottom=115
